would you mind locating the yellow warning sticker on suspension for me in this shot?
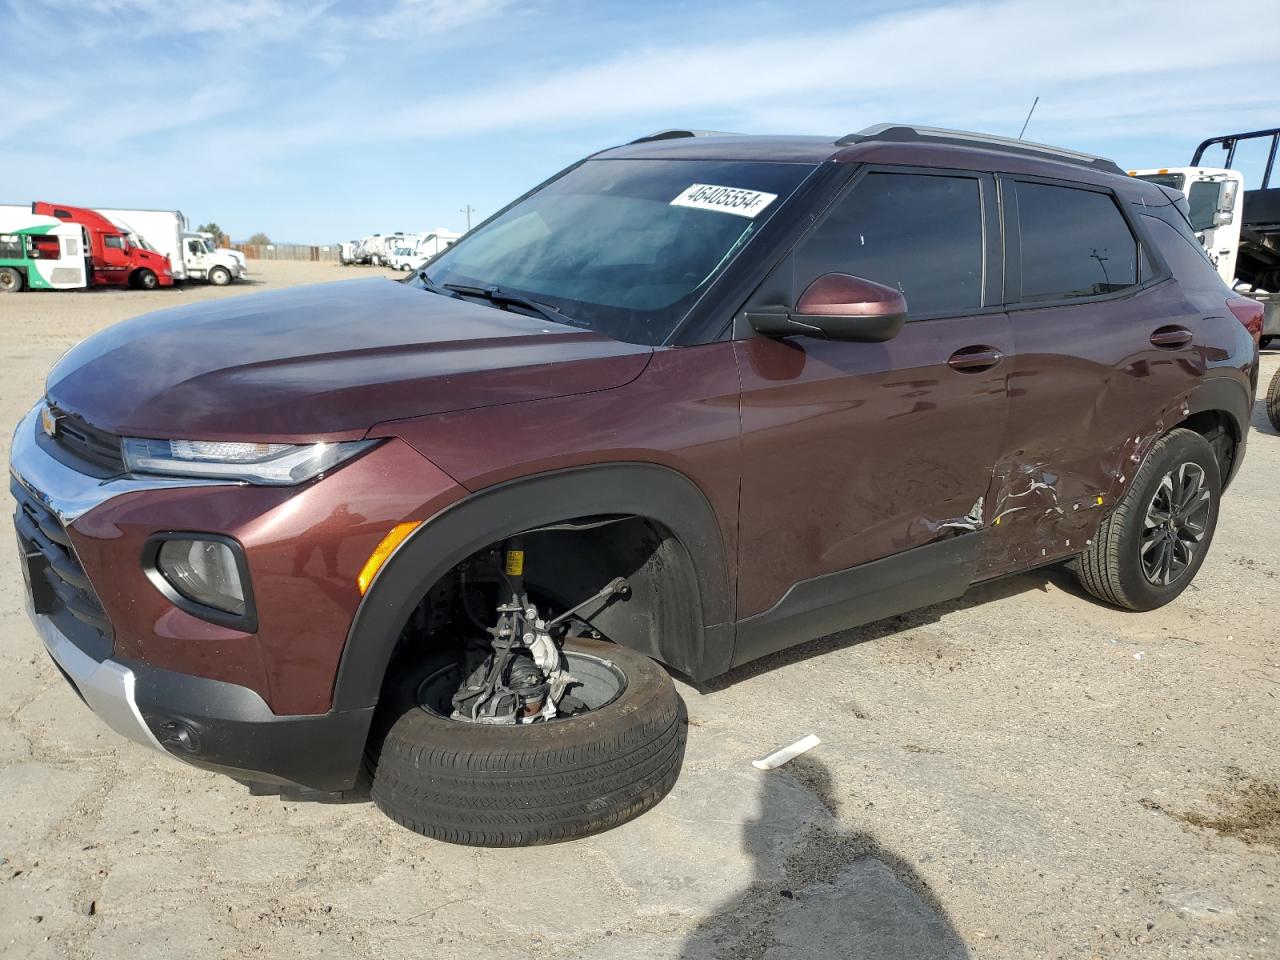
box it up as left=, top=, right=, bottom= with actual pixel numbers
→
left=504, top=550, right=525, bottom=576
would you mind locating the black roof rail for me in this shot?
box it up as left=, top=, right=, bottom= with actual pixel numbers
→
left=1191, top=128, right=1280, bottom=190
left=628, top=129, right=742, bottom=144
left=837, top=123, right=1124, bottom=175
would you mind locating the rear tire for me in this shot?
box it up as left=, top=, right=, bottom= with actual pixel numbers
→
left=0, top=267, right=24, bottom=293
left=134, top=269, right=158, bottom=290
left=208, top=266, right=232, bottom=286
left=1267, top=368, right=1280, bottom=432
left=1075, top=428, right=1220, bottom=611
left=367, top=636, right=686, bottom=846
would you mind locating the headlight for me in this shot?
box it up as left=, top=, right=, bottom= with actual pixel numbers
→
left=155, top=538, right=246, bottom=617
left=122, top=437, right=377, bottom=485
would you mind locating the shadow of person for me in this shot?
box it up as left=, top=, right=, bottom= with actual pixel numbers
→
left=678, top=755, right=971, bottom=959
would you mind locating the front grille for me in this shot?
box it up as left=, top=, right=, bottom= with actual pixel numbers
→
left=49, top=406, right=124, bottom=472
left=12, top=477, right=113, bottom=656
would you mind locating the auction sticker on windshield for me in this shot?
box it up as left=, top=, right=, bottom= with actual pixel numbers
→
left=670, top=184, right=778, bottom=218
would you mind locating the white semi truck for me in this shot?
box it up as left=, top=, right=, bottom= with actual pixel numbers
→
left=97, top=208, right=248, bottom=285
left=1131, top=127, right=1280, bottom=345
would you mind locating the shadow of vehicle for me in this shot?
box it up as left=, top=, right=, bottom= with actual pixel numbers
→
left=678, top=755, right=970, bottom=959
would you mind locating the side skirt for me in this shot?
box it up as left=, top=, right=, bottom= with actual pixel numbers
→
left=730, top=533, right=980, bottom=669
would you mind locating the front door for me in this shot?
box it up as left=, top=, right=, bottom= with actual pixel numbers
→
left=734, top=168, right=1011, bottom=661
left=98, top=233, right=132, bottom=285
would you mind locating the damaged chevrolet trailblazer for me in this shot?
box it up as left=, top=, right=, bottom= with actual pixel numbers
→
left=11, top=125, right=1261, bottom=845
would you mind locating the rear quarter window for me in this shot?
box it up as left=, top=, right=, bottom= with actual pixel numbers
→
left=1015, top=181, right=1138, bottom=301
left=1140, top=214, right=1228, bottom=295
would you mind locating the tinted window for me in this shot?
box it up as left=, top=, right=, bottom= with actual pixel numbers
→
left=1016, top=182, right=1137, bottom=301
left=104, top=235, right=125, bottom=249
left=798, top=173, right=983, bottom=315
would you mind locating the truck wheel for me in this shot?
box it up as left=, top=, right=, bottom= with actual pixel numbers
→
left=0, top=267, right=24, bottom=293
left=1267, top=368, right=1280, bottom=432
left=366, top=636, right=686, bottom=846
left=1074, top=428, right=1220, bottom=611
left=208, top=266, right=231, bottom=286
left=134, top=269, right=159, bottom=290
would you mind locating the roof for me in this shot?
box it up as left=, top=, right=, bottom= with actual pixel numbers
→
left=598, top=124, right=1135, bottom=187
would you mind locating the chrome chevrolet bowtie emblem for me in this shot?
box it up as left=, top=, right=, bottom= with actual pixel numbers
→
left=39, top=405, right=61, bottom=438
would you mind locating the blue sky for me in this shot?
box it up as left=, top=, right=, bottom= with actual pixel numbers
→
left=3, top=0, right=1276, bottom=242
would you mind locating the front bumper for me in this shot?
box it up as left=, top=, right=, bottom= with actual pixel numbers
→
left=25, top=595, right=372, bottom=793
left=10, top=402, right=378, bottom=793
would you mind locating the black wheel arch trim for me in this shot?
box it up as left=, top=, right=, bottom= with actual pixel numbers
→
left=1180, top=374, right=1252, bottom=487
left=331, top=462, right=734, bottom=713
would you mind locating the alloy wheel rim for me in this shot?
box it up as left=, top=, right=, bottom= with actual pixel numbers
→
left=1140, top=462, right=1211, bottom=586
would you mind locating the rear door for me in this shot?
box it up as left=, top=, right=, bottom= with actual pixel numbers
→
left=734, top=167, right=1012, bottom=660
left=54, top=229, right=87, bottom=288
left=977, top=177, right=1203, bottom=578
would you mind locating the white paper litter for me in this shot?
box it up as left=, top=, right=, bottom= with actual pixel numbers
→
left=752, top=734, right=821, bottom=770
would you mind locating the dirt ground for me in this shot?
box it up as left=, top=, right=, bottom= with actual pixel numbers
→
left=1, top=260, right=1278, bottom=959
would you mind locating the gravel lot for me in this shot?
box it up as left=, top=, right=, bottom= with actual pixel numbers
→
left=2, top=260, right=1278, bottom=959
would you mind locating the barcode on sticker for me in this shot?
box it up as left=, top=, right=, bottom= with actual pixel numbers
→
left=670, top=184, right=778, bottom=218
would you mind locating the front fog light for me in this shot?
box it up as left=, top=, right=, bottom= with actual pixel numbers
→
left=153, top=538, right=247, bottom=618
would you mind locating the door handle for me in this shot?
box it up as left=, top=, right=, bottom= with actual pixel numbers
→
left=1150, top=326, right=1193, bottom=348
left=947, top=345, right=1005, bottom=372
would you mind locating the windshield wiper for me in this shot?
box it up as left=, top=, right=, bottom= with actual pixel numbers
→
left=416, top=271, right=461, bottom=299
left=442, top=283, right=584, bottom=328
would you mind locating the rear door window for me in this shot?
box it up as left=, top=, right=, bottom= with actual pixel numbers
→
left=796, top=172, right=985, bottom=317
left=1015, top=182, right=1138, bottom=302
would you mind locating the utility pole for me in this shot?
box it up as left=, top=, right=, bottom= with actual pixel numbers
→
left=460, top=204, right=475, bottom=232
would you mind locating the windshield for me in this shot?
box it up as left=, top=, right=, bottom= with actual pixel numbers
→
left=421, top=158, right=815, bottom=344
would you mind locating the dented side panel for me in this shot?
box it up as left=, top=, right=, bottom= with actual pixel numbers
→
left=976, top=281, right=1207, bottom=578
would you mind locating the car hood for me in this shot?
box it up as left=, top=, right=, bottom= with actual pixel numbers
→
left=45, top=278, right=652, bottom=441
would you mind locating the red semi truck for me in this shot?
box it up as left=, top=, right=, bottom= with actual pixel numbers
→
left=30, top=202, right=174, bottom=289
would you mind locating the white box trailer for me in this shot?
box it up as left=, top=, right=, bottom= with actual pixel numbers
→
left=97, top=208, right=247, bottom=285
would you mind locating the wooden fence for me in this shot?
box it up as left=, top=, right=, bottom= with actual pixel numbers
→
left=232, top=243, right=340, bottom=261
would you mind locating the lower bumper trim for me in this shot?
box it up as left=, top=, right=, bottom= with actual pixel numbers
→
left=31, top=602, right=165, bottom=752
left=27, top=598, right=373, bottom=792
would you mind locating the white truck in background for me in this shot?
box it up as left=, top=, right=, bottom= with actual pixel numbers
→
left=98, top=208, right=248, bottom=285
left=1131, top=127, right=1280, bottom=345
left=386, top=229, right=462, bottom=271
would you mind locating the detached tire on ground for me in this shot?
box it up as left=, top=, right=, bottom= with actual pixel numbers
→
left=1267, top=368, right=1280, bottom=432
left=366, top=636, right=686, bottom=846
left=1075, top=427, right=1220, bottom=611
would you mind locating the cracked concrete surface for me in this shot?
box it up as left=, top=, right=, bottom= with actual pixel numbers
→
left=3, top=262, right=1279, bottom=958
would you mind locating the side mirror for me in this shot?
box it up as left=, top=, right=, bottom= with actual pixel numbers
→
left=748, top=273, right=907, bottom=342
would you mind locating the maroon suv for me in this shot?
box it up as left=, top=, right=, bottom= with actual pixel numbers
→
left=11, top=125, right=1262, bottom=846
